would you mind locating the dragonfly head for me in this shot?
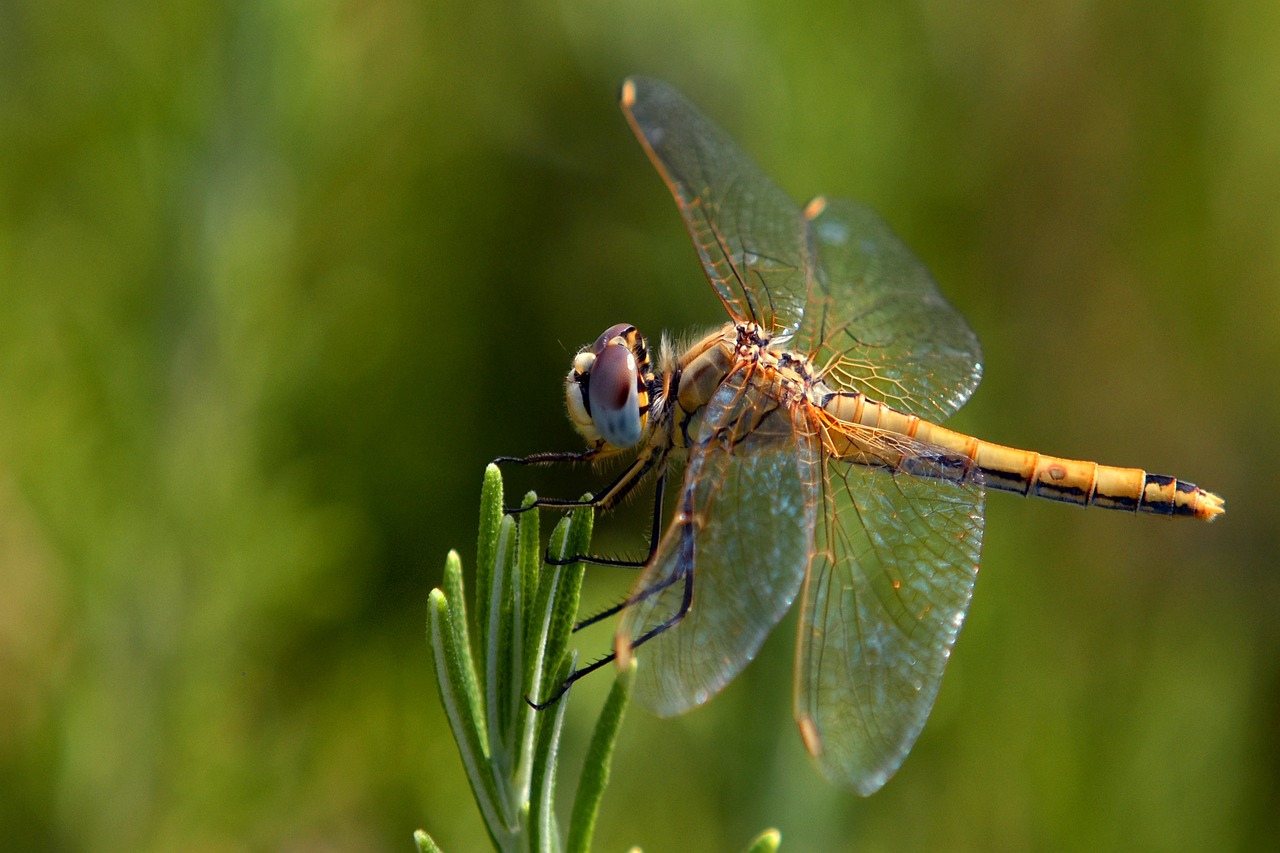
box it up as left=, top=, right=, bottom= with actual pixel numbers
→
left=565, top=323, right=653, bottom=450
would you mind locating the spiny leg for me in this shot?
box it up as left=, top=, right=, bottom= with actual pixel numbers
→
left=494, top=446, right=647, bottom=515
left=491, top=447, right=604, bottom=514
left=527, top=485, right=698, bottom=710
left=548, top=470, right=666, bottom=569
left=498, top=446, right=668, bottom=568
left=526, top=560, right=693, bottom=710
left=492, top=446, right=603, bottom=468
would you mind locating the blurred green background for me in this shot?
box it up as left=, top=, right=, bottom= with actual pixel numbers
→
left=2, top=0, right=1277, bottom=850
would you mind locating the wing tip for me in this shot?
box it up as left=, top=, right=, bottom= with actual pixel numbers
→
left=614, top=629, right=635, bottom=671
left=803, top=196, right=827, bottom=220
left=798, top=714, right=822, bottom=757
left=798, top=713, right=905, bottom=796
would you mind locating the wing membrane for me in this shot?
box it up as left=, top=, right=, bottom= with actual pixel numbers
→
left=621, top=78, right=983, bottom=420
left=621, top=77, right=812, bottom=334
left=619, top=77, right=990, bottom=788
left=795, top=443, right=984, bottom=794
left=800, top=198, right=983, bottom=419
left=617, top=367, right=820, bottom=716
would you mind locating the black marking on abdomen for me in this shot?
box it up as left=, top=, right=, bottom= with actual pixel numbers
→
left=1093, top=491, right=1140, bottom=512
left=978, top=466, right=1033, bottom=495
left=1172, top=481, right=1198, bottom=514
left=1033, top=481, right=1091, bottom=506
left=1139, top=472, right=1177, bottom=516
left=1164, top=477, right=1204, bottom=517
left=819, top=390, right=858, bottom=410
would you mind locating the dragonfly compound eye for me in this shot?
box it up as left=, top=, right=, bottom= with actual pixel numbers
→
left=587, top=338, right=643, bottom=448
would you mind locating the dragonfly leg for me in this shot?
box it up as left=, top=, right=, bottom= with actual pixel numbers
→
left=615, top=494, right=696, bottom=650
left=495, top=447, right=648, bottom=516
left=525, top=563, right=692, bottom=710
left=492, top=448, right=604, bottom=515
left=525, top=651, right=613, bottom=710
left=619, top=560, right=693, bottom=652
left=569, top=504, right=678, bottom=631
left=492, top=447, right=604, bottom=466
left=502, top=447, right=668, bottom=568
left=548, top=468, right=666, bottom=569
left=531, top=449, right=652, bottom=515
left=529, top=489, right=697, bottom=709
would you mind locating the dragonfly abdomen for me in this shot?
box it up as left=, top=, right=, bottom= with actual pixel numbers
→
left=968, top=442, right=1223, bottom=520
left=969, top=442, right=1102, bottom=502
left=822, top=391, right=1224, bottom=521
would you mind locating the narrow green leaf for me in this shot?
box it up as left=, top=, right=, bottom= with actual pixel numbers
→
left=486, top=514, right=517, bottom=776
left=413, top=829, right=444, bottom=853
left=440, top=552, right=484, bottom=741
left=529, top=654, right=574, bottom=853
left=475, top=464, right=504, bottom=693
left=518, top=500, right=594, bottom=833
left=516, top=493, right=541, bottom=649
left=523, top=508, right=578, bottom=711
left=510, top=492, right=542, bottom=795
left=742, top=829, right=782, bottom=853
left=518, top=492, right=540, bottom=637
left=428, top=587, right=509, bottom=842
left=429, top=469, right=641, bottom=853
left=541, top=504, right=592, bottom=690
left=565, top=660, right=635, bottom=853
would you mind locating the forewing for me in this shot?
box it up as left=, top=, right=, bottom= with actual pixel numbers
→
left=617, top=367, right=820, bottom=716
left=798, top=198, right=983, bottom=419
left=621, top=77, right=982, bottom=420
left=795, top=442, right=984, bottom=794
left=621, top=76, right=812, bottom=335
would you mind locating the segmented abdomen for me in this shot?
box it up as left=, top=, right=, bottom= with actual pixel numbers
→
left=821, top=392, right=1224, bottom=521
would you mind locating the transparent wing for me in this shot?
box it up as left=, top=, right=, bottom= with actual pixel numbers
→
left=795, top=439, right=985, bottom=795
left=799, top=198, right=983, bottom=419
left=621, top=78, right=982, bottom=420
left=621, top=76, right=812, bottom=334
left=616, top=367, right=820, bottom=716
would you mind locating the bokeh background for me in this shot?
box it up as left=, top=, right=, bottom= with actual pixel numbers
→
left=2, top=1, right=1277, bottom=850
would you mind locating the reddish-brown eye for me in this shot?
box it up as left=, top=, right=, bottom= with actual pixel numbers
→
left=588, top=340, right=642, bottom=448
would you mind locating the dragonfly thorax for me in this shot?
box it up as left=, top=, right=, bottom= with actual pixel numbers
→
left=565, top=323, right=655, bottom=450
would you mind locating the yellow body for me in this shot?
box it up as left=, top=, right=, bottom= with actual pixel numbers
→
left=822, top=392, right=1222, bottom=519
left=663, top=323, right=1223, bottom=521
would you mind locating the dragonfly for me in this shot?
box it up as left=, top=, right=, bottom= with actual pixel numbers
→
left=498, top=76, right=1224, bottom=795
